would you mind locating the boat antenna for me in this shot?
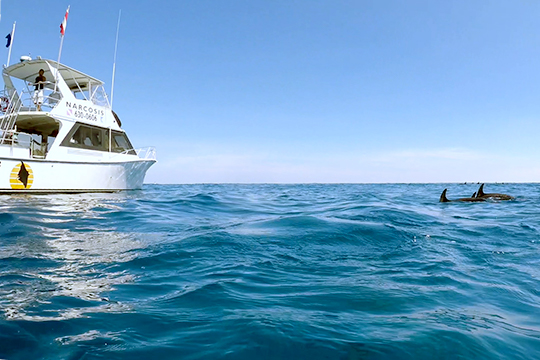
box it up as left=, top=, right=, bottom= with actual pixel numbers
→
left=5, top=21, right=15, bottom=67
left=110, top=9, right=121, bottom=108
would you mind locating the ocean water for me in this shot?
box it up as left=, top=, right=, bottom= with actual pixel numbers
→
left=0, top=183, right=539, bottom=360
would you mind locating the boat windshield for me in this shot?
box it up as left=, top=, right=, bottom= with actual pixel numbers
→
left=72, top=85, right=109, bottom=107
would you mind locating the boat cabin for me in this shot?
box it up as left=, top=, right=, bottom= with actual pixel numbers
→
left=0, top=57, right=134, bottom=160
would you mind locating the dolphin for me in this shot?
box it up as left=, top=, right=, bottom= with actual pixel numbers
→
left=475, top=184, right=514, bottom=200
left=439, top=189, right=486, bottom=202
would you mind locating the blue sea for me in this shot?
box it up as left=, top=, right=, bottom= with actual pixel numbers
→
left=0, top=183, right=539, bottom=360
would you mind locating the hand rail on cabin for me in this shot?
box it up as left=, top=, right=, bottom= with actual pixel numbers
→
left=16, top=89, right=63, bottom=112
left=136, top=147, right=157, bottom=160
left=0, top=130, right=49, bottom=158
left=117, top=147, right=157, bottom=160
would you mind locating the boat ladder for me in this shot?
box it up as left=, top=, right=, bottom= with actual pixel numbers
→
left=0, top=92, right=22, bottom=145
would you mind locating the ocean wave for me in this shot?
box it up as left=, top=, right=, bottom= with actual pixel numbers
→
left=1, top=184, right=539, bottom=359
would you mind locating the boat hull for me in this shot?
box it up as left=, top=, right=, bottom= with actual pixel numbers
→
left=0, top=157, right=155, bottom=193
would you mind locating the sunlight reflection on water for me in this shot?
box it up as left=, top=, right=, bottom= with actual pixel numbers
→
left=0, top=193, right=145, bottom=321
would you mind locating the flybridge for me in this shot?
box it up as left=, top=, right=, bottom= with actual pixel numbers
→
left=3, top=57, right=110, bottom=108
left=1, top=57, right=117, bottom=127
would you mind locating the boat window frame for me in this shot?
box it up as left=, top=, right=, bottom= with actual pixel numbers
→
left=111, top=130, right=136, bottom=155
left=59, top=122, right=110, bottom=152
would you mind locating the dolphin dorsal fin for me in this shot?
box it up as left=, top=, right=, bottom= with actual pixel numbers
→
left=440, top=189, right=449, bottom=202
left=477, top=184, right=485, bottom=197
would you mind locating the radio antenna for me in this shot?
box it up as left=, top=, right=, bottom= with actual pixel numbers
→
left=110, top=9, right=121, bottom=108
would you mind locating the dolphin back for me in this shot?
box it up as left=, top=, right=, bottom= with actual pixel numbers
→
left=439, top=189, right=449, bottom=202
left=477, top=184, right=486, bottom=197
left=476, top=183, right=515, bottom=200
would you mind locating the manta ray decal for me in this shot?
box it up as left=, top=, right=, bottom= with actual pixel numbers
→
left=10, top=161, right=33, bottom=190
left=18, top=162, right=29, bottom=188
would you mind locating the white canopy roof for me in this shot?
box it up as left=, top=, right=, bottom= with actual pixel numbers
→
left=3, top=58, right=104, bottom=91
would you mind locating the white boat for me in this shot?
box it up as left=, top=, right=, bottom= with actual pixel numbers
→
left=0, top=56, right=156, bottom=193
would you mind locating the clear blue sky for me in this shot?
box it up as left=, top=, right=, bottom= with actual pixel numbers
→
left=4, top=1, right=540, bottom=183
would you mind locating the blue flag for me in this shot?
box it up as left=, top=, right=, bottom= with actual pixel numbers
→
left=5, top=33, right=11, bottom=48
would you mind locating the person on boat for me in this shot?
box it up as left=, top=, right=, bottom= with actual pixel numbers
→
left=31, top=69, right=47, bottom=111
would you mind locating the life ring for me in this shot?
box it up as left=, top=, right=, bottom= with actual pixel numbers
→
left=0, top=97, right=9, bottom=112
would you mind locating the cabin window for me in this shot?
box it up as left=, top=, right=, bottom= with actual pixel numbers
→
left=60, top=123, right=109, bottom=151
left=111, top=131, right=136, bottom=155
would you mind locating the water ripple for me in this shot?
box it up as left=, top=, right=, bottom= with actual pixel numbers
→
left=0, top=184, right=539, bottom=359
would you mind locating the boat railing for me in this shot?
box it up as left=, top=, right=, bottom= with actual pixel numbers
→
left=117, top=146, right=157, bottom=160
left=0, top=131, right=46, bottom=157
left=17, top=89, right=63, bottom=112
left=0, top=91, right=23, bottom=143
left=134, top=147, right=157, bottom=160
left=0, top=89, right=62, bottom=114
left=138, top=147, right=157, bottom=160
